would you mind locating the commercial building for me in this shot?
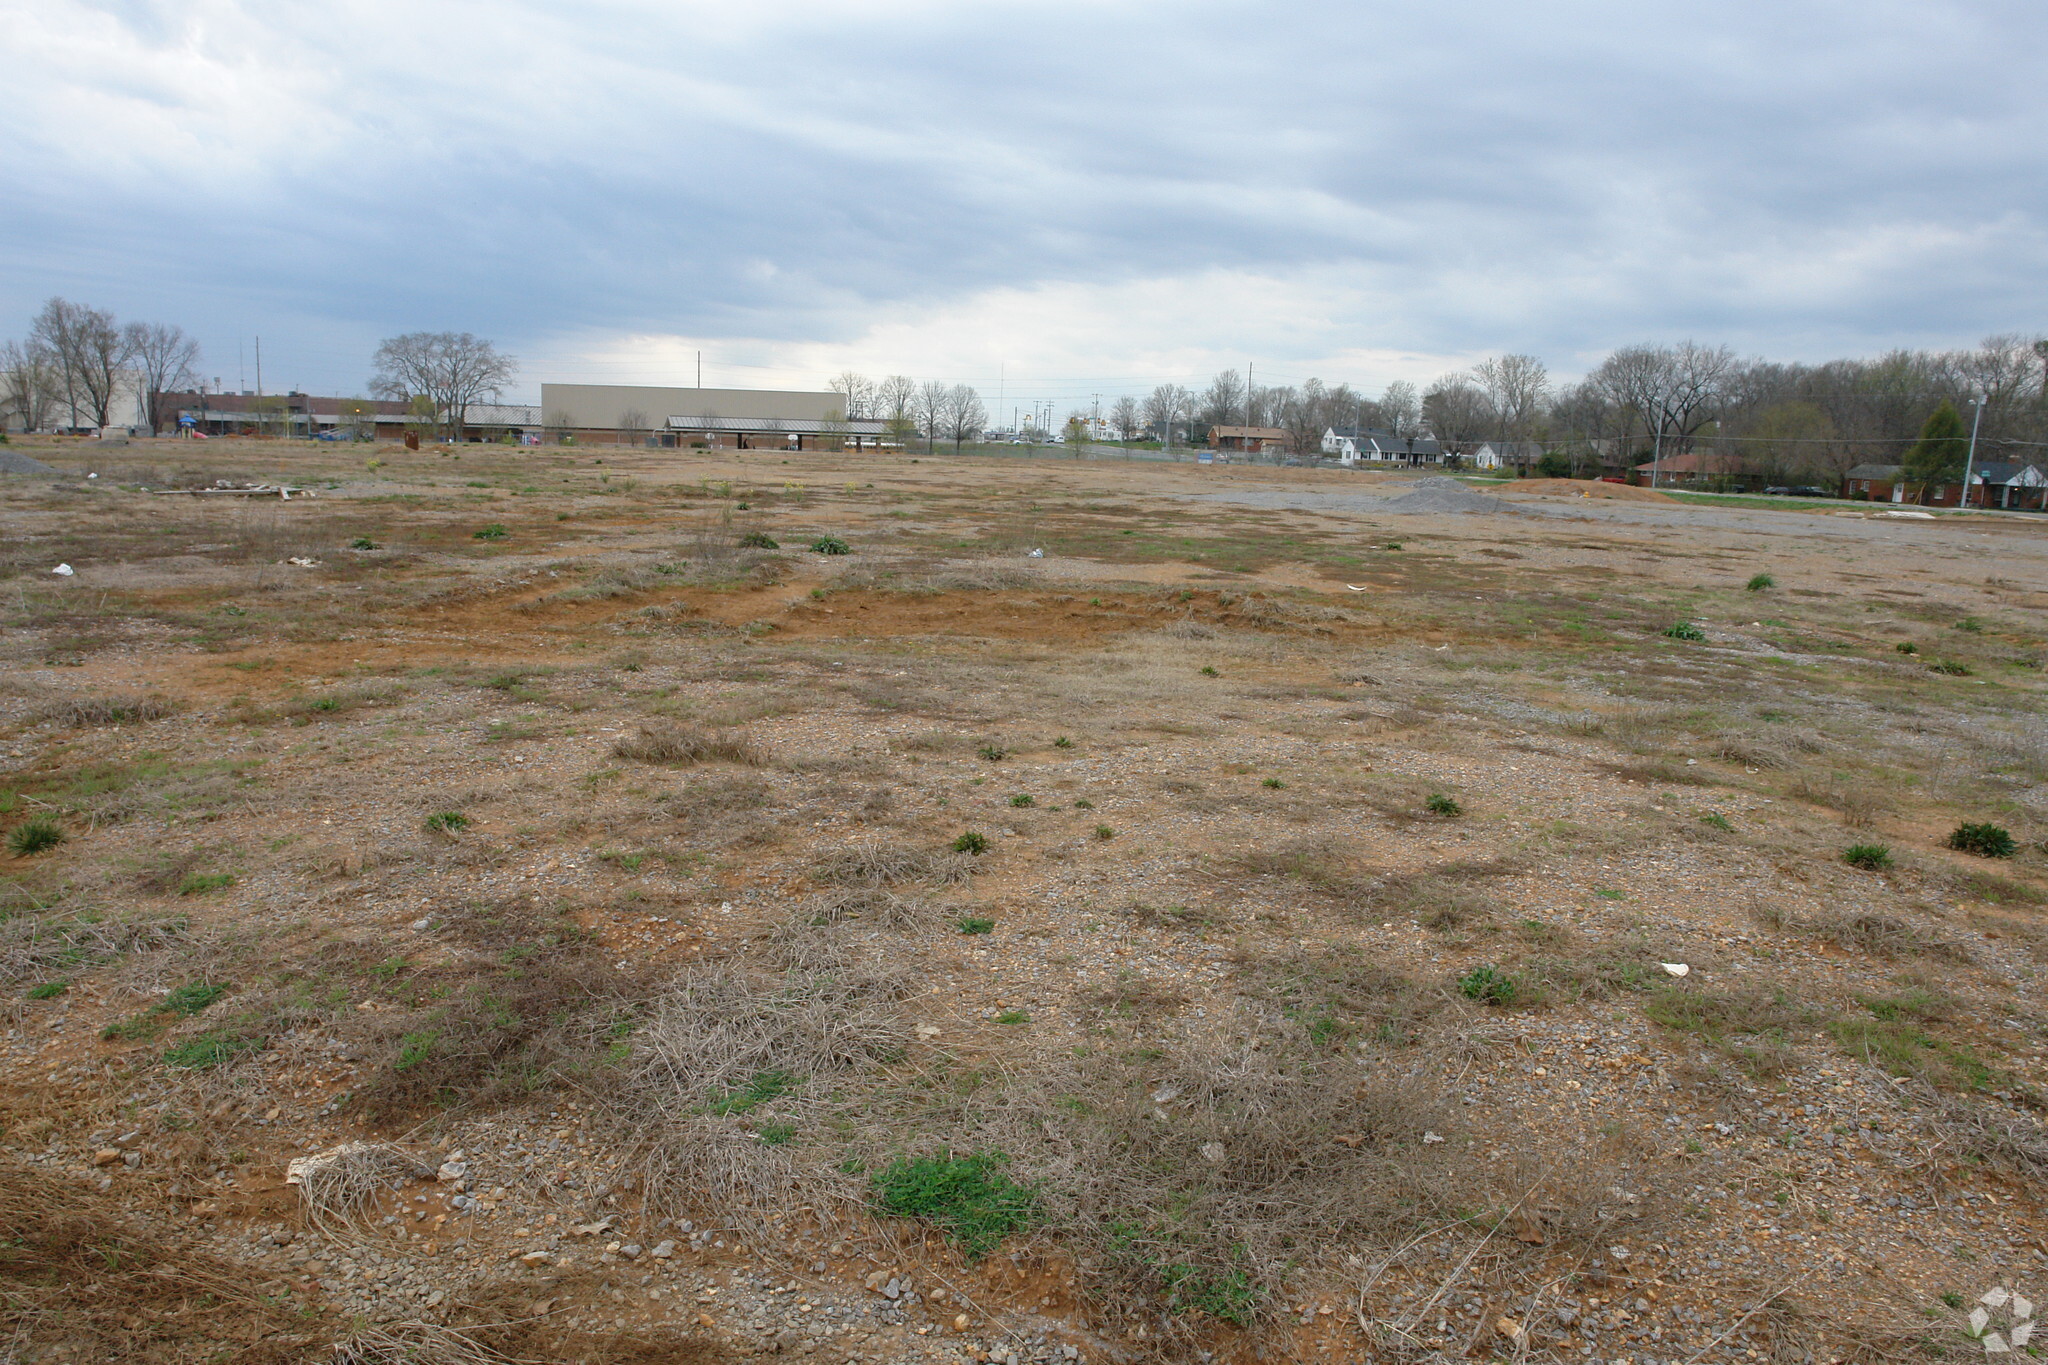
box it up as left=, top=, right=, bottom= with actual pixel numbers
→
left=538, top=383, right=888, bottom=450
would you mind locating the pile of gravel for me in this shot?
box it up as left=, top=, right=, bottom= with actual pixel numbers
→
left=0, top=449, right=59, bottom=476
left=1380, top=476, right=1506, bottom=515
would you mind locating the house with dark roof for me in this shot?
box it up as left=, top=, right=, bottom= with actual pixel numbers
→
left=1968, top=461, right=2048, bottom=510
left=1321, top=426, right=1447, bottom=466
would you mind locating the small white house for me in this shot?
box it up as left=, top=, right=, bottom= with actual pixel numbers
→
left=1468, top=442, right=1506, bottom=470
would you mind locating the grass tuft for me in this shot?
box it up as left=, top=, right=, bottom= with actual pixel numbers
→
left=1745, top=573, right=1774, bottom=592
left=1948, top=823, right=2015, bottom=858
left=1661, top=621, right=1707, bottom=642
left=872, top=1152, right=1038, bottom=1259
left=615, top=723, right=767, bottom=767
left=7, top=821, right=65, bottom=858
left=1843, top=843, right=1893, bottom=871
left=1424, top=793, right=1461, bottom=817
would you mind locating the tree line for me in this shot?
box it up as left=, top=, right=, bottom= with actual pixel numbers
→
left=1, top=298, right=202, bottom=435
left=833, top=334, right=2048, bottom=480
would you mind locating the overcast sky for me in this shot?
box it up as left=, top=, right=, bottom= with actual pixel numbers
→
left=7, top=0, right=2046, bottom=408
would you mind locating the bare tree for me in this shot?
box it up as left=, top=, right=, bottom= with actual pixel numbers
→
left=1200, top=369, right=1246, bottom=429
left=1470, top=354, right=1549, bottom=442
left=1421, top=378, right=1494, bottom=450
left=945, top=385, right=986, bottom=452
left=124, top=321, right=201, bottom=435
left=829, top=371, right=875, bottom=420
left=369, top=332, right=515, bottom=440
left=337, top=397, right=380, bottom=441
left=0, top=339, right=59, bottom=434
left=32, top=297, right=133, bottom=430
left=1110, top=394, right=1141, bottom=442
left=877, top=375, right=916, bottom=423
left=617, top=408, right=650, bottom=445
left=1144, top=384, right=1195, bottom=447
left=915, top=380, right=949, bottom=455
left=1380, top=380, right=1420, bottom=437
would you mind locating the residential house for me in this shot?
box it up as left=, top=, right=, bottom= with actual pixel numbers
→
left=1468, top=440, right=1547, bottom=472
left=1321, top=426, right=1448, bottom=466
left=1841, top=463, right=1903, bottom=502
left=1209, top=425, right=1288, bottom=453
left=1968, top=461, right=2048, bottom=510
left=1632, top=452, right=1746, bottom=487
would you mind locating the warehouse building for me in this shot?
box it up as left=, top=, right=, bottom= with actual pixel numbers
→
left=538, top=383, right=888, bottom=450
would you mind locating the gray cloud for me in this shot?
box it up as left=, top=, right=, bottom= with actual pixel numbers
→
left=6, top=0, right=2045, bottom=396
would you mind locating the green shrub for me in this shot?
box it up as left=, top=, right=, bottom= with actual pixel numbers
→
left=995, top=1009, right=1029, bottom=1025
left=472, top=524, right=508, bottom=541
left=425, top=811, right=471, bottom=833
left=1072, top=798, right=1093, bottom=810
left=808, top=536, right=851, bottom=555
left=1052, top=736, right=1074, bottom=749
left=1948, top=823, right=2015, bottom=858
left=1895, top=642, right=1917, bottom=655
left=1929, top=659, right=1973, bottom=676
left=1457, top=965, right=1522, bottom=1006
left=739, top=531, right=780, bottom=549
left=1261, top=778, right=1286, bottom=789
left=1093, top=824, right=1115, bottom=841
left=1662, top=621, right=1706, bottom=642
left=1199, top=666, right=1219, bottom=677
left=1955, top=616, right=1984, bottom=632
left=977, top=744, right=1008, bottom=761
left=1843, top=843, right=1893, bottom=871
left=1008, top=794, right=1034, bottom=808
left=1745, top=573, right=1774, bottom=592
left=1424, top=793, right=1461, bottom=817
left=349, top=536, right=380, bottom=550
left=952, top=831, right=989, bottom=855
left=176, top=873, right=234, bottom=896
left=872, top=1152, right=1038, bottom=1258
left=1699, top=813, right=1733, bottom=831
left=7, top=820, right=65, bottom=857
left=956, top=917, right=995, bottom=935
left=25, top=981, right=68, bottom=1001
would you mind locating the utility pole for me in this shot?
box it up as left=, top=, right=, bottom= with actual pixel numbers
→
left=1962, top=392, right=1986, bottom=509
left=696, top=351, right=701, bottom=388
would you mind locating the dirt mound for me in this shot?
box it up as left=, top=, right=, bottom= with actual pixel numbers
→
left=0, top=448, right=59, bottom=476
left=1509, top=477, right=1674, bottom=502
left=1380, top=476, right=1507, bottom=515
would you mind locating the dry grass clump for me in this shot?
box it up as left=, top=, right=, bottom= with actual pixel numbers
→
left=658, top=773, right=775, bottom=846
left=287, top=1140, right=436, bottom=1232
left=347, top=899, right=638, bottom=1121
left=615, top=722, right=767, bottom=767
left=32, top=692, right=178, bottom=727
left=1786, top=773, right=1892, bottom=827
left=811, top=840, right=975, bottom=887
left=0, top=913, right=183, bottom=987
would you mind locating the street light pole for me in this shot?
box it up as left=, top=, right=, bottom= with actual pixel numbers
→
left=1961, top=392, right=1986, bottom=510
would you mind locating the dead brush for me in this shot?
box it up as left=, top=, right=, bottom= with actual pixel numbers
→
left=0, top=1154, right=343, bottom=1362
left=1786, top=774, right=1892, bottom=827
left=1801, top=908, right=1966, bottom=961
left=286, top=1141, right=436, bottom=1233
left=794, top=886, right=934, bottom=929
left=331, top=1322, right=508, bottom=1365
left=811, top=840, right=975, bottom=887
left=1232, top=836, right=1373, bottom=901
left=614, top=722, right=767, bottom=767
left=32, top=692, right=177, bottom=727
left=619, top=964, right=916, bottom=1230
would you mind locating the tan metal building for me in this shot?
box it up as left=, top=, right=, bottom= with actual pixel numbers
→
left=540, top=383, right=880, bottom=448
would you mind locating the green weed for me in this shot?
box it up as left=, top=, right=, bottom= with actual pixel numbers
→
left=808, top=536, right=851, bottom=555
left=956, top=917, right=995, bottom=935
left=1948, top=823, right=2015, bottom=858
left=1843, top=843, right=1893, bottom=871
left=1424, top=793, right=1462, bottom=817
left=7, top=821, right=65, bottom=857
left=952, top=831, right=989, bottom=855
left=1662, top=621, right=1707, bottom=642
left=472, top=524, right=508, bottom=541
left=1746, top=573, right=1775, bottom=592
left=425, top=811, right=470, bottom=833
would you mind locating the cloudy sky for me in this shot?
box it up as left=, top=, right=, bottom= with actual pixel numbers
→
left=7, top=0, right=2046, bottom=408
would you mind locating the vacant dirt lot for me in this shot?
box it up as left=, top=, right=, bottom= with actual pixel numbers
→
left=1, top=435, right=2044, bottom=1365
